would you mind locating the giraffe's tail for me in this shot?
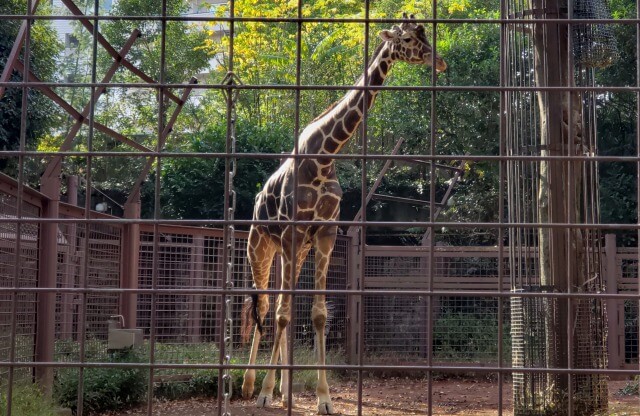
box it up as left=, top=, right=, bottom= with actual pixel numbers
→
left=240, top=286, right=263, bottom=345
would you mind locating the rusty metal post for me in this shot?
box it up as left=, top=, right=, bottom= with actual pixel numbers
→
left=120, top=198, right=140, bottom=329
left=605, top=234, right=623, bottom=376
left=188, top=235, right=205, bottom=342
left=59, top=175, right=79, bottom=339
left=35, top=175, right=60, bottom=394
left=346, top=231, right=361, bottom=364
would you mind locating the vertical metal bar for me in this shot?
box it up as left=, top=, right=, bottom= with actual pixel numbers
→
left=636, top=0, right=640, bottom=401
left=427, top=2, right=439, bottom=415
left=5, top=1, right=34, bottom=413
left=76, top=2, right=101, bottom=414
left=218, top=1, right=235, bottom=414
left=146, top=1, right=168, bottom=415
left=284, top=3, right=304, bottom=414
left=498, top=0, right=508, bottom=413
left=356, top=3, right=372, bottom=415
left=565, top=1, right=574, bottom=414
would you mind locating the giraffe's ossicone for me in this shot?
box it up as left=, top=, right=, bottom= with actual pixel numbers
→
left=241, top=13, right=446, bottom=415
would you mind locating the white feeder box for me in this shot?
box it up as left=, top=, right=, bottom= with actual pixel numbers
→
left=107, top=315, right=143, bottom=350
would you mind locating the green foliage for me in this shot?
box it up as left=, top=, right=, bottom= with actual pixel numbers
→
left=54, top=348, right=148, bottom=414
left=210, top=0, right=365, bottom=129
left=51, top=337, right=344, bottom=410
left=595, top=0, right=637, bottom=245
left=0, top=383, right=58, bottom=416
left=0, top=0, right=62, bottom=175
left=618, top=376, right=639, bottom=396
left=101, top=0, right=210, bottom=85
left=433, top=309, right=510, bottom=362
left=157, top=120, right=291, bottom=220
left=51, top=0, right=212, bottom=195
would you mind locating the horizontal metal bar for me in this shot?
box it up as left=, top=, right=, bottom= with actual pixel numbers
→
left=0, top=14, right=638, bottom=25
left=1, top=81, right=638, bottom=93
left=0, top=216, right=635, bottom=230
left=0, top=287, right=637, bottom=300
left=0, top=361, right=638, bottom=376
left=1, top=151, right=638, bottom=163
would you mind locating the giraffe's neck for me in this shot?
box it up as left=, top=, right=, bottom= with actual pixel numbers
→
left=298, top=42, right=394, bottom=156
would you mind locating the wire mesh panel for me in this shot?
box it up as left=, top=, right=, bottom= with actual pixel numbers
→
left=363, top=249, right=429, bottom=361
left=293, top=237, right=349, bottom=354
left=53, top=212, right=122, bottom=361
left=619, top=254, right=639, bottom=365
left=362, top=247, right=510, bottom=365
left=138, top=231, right=198, bottom=342
left=0, top=190, right=40, bottom=387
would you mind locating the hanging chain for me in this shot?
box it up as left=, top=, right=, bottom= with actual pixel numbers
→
left=221, top=71, right=241, bottom=416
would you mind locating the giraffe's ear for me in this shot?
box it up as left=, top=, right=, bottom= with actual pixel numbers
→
left=379, top=29, right=399, bottom=42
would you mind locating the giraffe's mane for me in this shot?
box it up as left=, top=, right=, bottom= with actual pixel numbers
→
left=310, top=40, right=387, bottom=124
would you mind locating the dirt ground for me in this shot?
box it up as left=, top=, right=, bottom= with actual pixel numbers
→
left=109, top=378, right=639, bottom=416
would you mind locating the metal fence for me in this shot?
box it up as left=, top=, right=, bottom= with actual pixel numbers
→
left=0, top=173, right=639, bottom=410
left=1, top=1, right=639, bottom=415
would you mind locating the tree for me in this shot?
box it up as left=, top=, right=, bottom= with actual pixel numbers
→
left=160, top=0, right=505, bottom=244
left=45, top=0, right=212, bottom=200
left=595, top=0, right=637, bottom=245
left=0, top=0, right=61, bottom=176
left=156, top=120, right=291, bottom=221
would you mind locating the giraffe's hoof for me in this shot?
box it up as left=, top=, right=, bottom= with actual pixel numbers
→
left=282, top=395, right=293, bottom=409
left=256, top=394, right=272, bottom=408
left=241, top=382, right=254, bottom=399
left=317, top=401, right=334, bottom=415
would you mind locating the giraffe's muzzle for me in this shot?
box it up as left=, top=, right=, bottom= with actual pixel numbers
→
left=435, top=57, right=447, bottom=73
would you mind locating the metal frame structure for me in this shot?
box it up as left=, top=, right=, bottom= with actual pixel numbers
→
left=0, top=0, right=639, bottom=415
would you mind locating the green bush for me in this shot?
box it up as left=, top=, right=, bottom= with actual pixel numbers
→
left=0, top=383, right=58, bottom=416
left=433, top=310, right=511, bottom=363
left=54, top=348, right=148, bottom=414
left=51, top=339, right=345, bottom=411
left=618, top=376, right=639, bottom=396
left=153, top=367, right=264, bottom=401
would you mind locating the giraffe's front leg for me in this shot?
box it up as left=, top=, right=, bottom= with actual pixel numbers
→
left=279, top=326, right=291, bottom=408
left=312, top=229, right=337, bottom=415
left=312, top=302, right=334, bottom=415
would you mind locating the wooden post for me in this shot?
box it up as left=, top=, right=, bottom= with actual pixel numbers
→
left=120, top=198, right=140, bottom=329
left=604, top=234, right=624, bottom=376
left=35, top=175, right=60, bottom=395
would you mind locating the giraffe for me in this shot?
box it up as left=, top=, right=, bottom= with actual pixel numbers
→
left=240, top=14, right=446, bottom=415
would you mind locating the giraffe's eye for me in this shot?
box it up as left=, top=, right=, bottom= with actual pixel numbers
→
left=402, top=38, right=411, bottom=43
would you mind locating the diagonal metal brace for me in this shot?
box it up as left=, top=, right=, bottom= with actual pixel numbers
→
left=42, top=28, right=143, bottom=180
left=126, top=77, right=199, bottom=205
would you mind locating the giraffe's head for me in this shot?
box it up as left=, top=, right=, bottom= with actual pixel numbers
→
left=379, top=13, right=447, bottom=73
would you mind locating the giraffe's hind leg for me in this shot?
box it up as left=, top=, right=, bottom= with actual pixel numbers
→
left=242, top=227, right=275, bottom=400
left=257, top=240, right=309, bottom=409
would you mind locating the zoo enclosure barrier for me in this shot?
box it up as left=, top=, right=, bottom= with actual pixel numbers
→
left=0, top=173, right=638, bottom=389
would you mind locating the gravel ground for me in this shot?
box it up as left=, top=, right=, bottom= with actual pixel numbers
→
left=106, top=378, right=639, bottom=416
